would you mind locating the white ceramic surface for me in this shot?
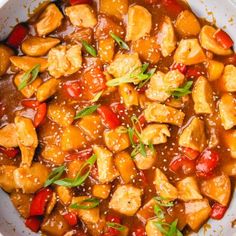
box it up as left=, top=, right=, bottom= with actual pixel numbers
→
left=0, top=0, right=236, bottom=235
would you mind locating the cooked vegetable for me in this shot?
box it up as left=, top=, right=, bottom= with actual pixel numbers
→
left=110, top=32, right=129, bottom=50
left=81, top=40, right=97, bottom=57
left=7, top=24, right=28, bottom=48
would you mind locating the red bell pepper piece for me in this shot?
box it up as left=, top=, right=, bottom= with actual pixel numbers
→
left=169, top=155, right=195, bottom=175
left=34, top=103, right=47, bottom=127
left=30, top=188, right=53, bottom=216
left=170, top=62, right=187, bottom=74
left=162, top=0, right=183, bottom=16
left=196, top=149, right=219, bottom=175
left=110, top=102, right=126, bottom=116
left=133, top=225, right=146, bottom=236
left=7, top=23, right=28, bottom=48
left=63, top=81, right=82, bottom=99
left=211, top=203, right=227, bottom=220
left=65, top=148, right=93, bottom=161
left=214, top=29, right=234, bottom=49
left=63, top=212, right=78, bottom=226
left=186, top=66, right=204, bottom=79
left=25, top=216, right=41, bottom=233
left=181, top=147, right=200, bottom=160
left=97, top=105, right=121, bottom=129
left=0, top=146, right=19, bottom=158
left=70, top=0, right=92, bottom=5
left=106, top=215, right=122, bottom=236
left=21, top=100, right=40, bottom=109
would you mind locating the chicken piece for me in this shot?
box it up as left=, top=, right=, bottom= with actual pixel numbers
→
left=223, top=130, right=236, bottom=158
left=131, top=37, right=160, bottom=64
left=201, top=174, right=231, bottom=206
left=65, top=4, right=97, bottom=28
left=220, top=65, right=236, bottom=92
left=137, top=198, right=156, bottom=223
left=126, top=5, right=152, bottom=41
left=206, top=60, right=224, bottom=81
left=35, top=4, right=63, bottom=36
left=61, top=126, right=87, bottom=151
left=119, top=83, right=139, bottom=108
left=36, top=78, right=59, bottom=102
left=219, top=93, right=236, bottom=130
left=10, top=56, right=48, bottom=72
left=13, top=163, right=49, bottom=194
left=175, top=10, right=201, bottom=37
left=92, top=184, right=111, bottom=199
left=67, top=159, right=84, bottom=179
left=107, top=53, right=141, bottom=78
left=134, top=148, right=157, bottom=170
left=174, top=39, right=206, bottom=65
left=10, top=191, right=32, bottom=218
left=0, top=165, right=17, bottom=193
left=179, top=117, right=206, bottom=152
left=56, top=186, right=72, bottom=206
left=141, top=124, right=170, bottom=145
left=192, top=76, right=214, bottom=114
left=65, top=28, right=93, bottom=44
left=47, top=103, right=75, bottom=127
left=48, top=45, right=82, bottom=78
left=114, top=152, right=137, bottom=183
left=145, top=218, right=163, bottom=236
left=103, top=127, right=130, bottom=152
left=158, top=16, right=176, bottom=57
left=41, top=145, right=65, bottom=165
left=100, top=0, right=128, bottom=20
left=199, top=26, right=233, bottom=56
left=185, top=199, right=211, bottom=231
left=0, top=123, right=18, bottom=148
left=109, top=185, right=142, bottom=216
left=93, top=145, right=119, bottom=183
left=146, top=69, right=185, bottom=102
left=154, top=168, right=178, bottom=201
left=21, top=37, right=60, bottom=57
left=222, top=160, right=236, bottom=176
left=144, top=103, right=185, bottom=127
left=15, top=116, right=38, bottom=167
left=177, top=177, right=202, bottom=202
left=139, top=94, right=151, bottom=109
left=98, top=38, right=115, bottom=63
left=0, top=44, right=14, bottom=76
left=14, top=72, right=43, bottom=98
left=78, top=114, right=103, bottom=141
left=71, top=196, right=100, bottom=224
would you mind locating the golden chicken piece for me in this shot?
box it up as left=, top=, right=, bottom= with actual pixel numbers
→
left=0, top=123, right=18, bottom=148
left=65, top=4, right=97, bottom=28
left=220, top=65, right=236, bottom=92
left=137, top=198, right=156, bottom=223
left=199, top=25, right=233, bottom=56
left=119, top=83, right=139, bottom=108
left=174, top=39, right=206, bottom=65
left=56, top=186, right=72, bottom=206
left=109, top=185, right=142, bottom=216
left=21, top=37, right=60, bottom=57
left=41, top=145, right=66, bottom=165
left=192, top=76, right=214, bottom=114
left=126, top=5, right=152, bottom=41
left=144, top=103, right=185, bottom=127
left=0, top=165, right=17, bottom=193
left=35, top=4, right=63, bottom=36
left=179, top=117, right=206, bottom=152
left=0, top=44, right=14, bottom=76
left=48, top=45, right=82, bottom=78
left=134, top=148, right=157, bottom=170
left=145, top=218, right=163, bottom=236
left=14, top=116, right=38, bottom=167
left=158, top=16, right=176, bottom=57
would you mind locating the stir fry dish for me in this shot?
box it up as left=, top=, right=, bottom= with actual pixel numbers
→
left=0, top=0, right=236, bottom=235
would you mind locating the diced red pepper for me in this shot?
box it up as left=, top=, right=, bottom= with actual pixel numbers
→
left=70, top=0, right=92, bottom=5
left=106, top=215, right=122, bottom=236
left=110, top=102, right=126, bottom=116
left=211, top=203, right=227, bottom=220
left=138, top=114, right=147, bottom=129
left=196, top=170, right=214, bottom=179
left=169, top=155, right=195, bottom=175
left=63, top=81, right=82, bottom=99
left=25, top=216, right=41, bottom=233
left=214, top=29, right=234, bottom=49
left=0, top=146, right=19, bottom=158
left=21, top=100, right=40, bottom=109
left=7, top=23, right=28, bottom=48
left=34, top=103, right=47, bottom=127
left=186, top=67, right=203, bottom=79
left=63, top=212, right=78, bottom=226
left=83, top=67, right=107, bottom=93
left=196, top=149, right=219, bottom=175
left=133, top=225, right=146, bottom=236
left=97, top=105, right=121, bottom=129
left=65, top=148, right=93, bottom=161
left=170, top=62, right=187, bottom=74
left=181, top=147, right=200, bottom=160
left=30, top=188, right=53, bottom=216
left=162, top=0, right=183, bottom=16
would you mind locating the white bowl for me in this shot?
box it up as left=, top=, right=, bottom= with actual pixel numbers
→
left=0, top=0, right=236, bottom=235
